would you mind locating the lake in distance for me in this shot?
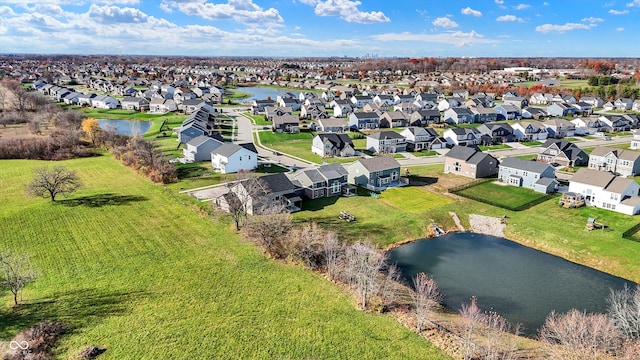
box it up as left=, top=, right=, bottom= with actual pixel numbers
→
left=387, top=232, right=634, bottom=336
left=96, top=119, right=152, bottom=136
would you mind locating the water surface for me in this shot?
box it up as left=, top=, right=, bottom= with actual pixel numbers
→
left=387, top=232, right=633, bottom=336
left=97, top=119, right=151, bottom=136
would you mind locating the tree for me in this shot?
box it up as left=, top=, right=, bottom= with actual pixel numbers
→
left=243, top=204, right=293, bottom=258
left=224, top=175, right=266, bottom=231
left=538, top=309, right=622, bottom=360
left=608, top=285, right=640, bottom=340
left=413, top=272, right=442, bottom=332
left=0, top=251, right=36, bottom=305
left=26, top=166, right=82, bottom=202
left=81, top=118, right=100, bottom=146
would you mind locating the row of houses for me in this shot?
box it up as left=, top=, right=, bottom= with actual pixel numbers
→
left=212, top=157, right=404, bottom=215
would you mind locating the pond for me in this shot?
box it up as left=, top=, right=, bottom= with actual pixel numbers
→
left=96, top=119, right=152, bottom=136
left=235, top=86, right=289, bottom=102
left=387, top=232, right=633, bottom=336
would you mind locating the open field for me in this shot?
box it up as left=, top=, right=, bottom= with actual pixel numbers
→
left=258, top=131, right=359, bottom=164
left=454, top=180, right=553, bottom=210
left=0, top=156, right=447, bottom=359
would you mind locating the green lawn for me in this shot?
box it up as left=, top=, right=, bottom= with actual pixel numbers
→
left=454, top=181, right=551, bottom=210
left=0, top=156, right=448, bottom=359
left=478, top=144, right=511, bottom=151
left=258, top=131, right=357, bottom=164
left=412, top=150, right=438, bottom=157
left=242, top=112, right=270, bottom=125
left=521, top=141, right=543, bottom=147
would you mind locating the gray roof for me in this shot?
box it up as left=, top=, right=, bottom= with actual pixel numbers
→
left=570, top=168, right=615, bottom=188
left=368, top=131, right=405, bottom=140
left=352, top=112, right=379, bottom=119
left=450, top=127, right=480, bottom=135
left=355, top=156, right=401, bottom=172
left=187, top=135, right=221, bottom=147
left=212, top=143, right=245, bottom=158
left=445, top=145, right=480, bottom=161
left=500, top=157, right=553, bottom=174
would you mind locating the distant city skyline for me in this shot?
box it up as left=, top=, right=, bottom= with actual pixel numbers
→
left=1, top=0, right=639, bottom=58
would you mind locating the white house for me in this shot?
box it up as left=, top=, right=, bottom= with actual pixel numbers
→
left=211, top=143, right=258, bottom=174
left=511, top=121, right=548, bottom=141
left=91, top=95, right=120, bottom=109
left=568, top=168, right=640, bottom=215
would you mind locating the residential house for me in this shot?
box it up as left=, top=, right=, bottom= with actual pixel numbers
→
left=631, top=134, right=640, bottom=150
left=614, top=98, right=634, bottom=111
left=379, top=111, right=410, bottom=128
left=211, top=143, right=258, bottom=174
left=331, top=99, right=354, bottom=118
left=183, top=135, right=223, bottom=162
left=443, top=146, right=499, bottom=178
left=588, top=147, right=640, bottom=177
left=568, top=168, right=640, bottom=215
left=571, top=117, right=602, bottom=135
left=415, top=92, right=438, bottom=103
left=502, top=95, right=529, bottom=108
left=300, top=104, right=328, bottom=120
left=348, top=112, right=380, bottom=130
left=477, top=123, right=515, bottom=144
left=278, top=97, right=301, bottom=111
left=265, top=106, right=293, bottom=121
left=571, top=101, right=593, bottom=115
left=452, top=89, right=469, bottom=99
left=598, top=115, right=632, bottom=133
left=494, top=104, right=521, bottom=120
left=579, top=96, right=604, bottom=108
left=366, top=131, right=406, bottom=153
left=230, top=173, right=301, bottom=215
left=400, top=127, right=445, bottom=151
left=181, top=99, right=213, bottom=114
left=512, top=121, right=548, bottom=141
left=393, top=102, right=418, bottom=114
left=444, top=107, right=475, bottom=124
left=544, top=118, right=575, bottom=138
left=77, top=93, right=97, bottom=106
left=316, top=117, right=349, bottom=133
left=121, top=96, right=150, bottom=111
left=346, top=156, right=402, bottom=191
left=272, top=114, right=300, bottom=133
left=547, top=103, right=576, bottom=117
left=437, top=97, right=464, bottom=112
left=394, top=94, right=415, bottom=104
left=311, top=133, right=355, bottom=157
left=521, top=107, right=548, bottom=120
left=351, top=95, right=374, bottom=109
left=469, top=106, right=498, bottom=123
left=289, top=163, right=350, bottom=199
left=373, top=94, right=395, bottom=106
left=443, top=127, right=481, bottom=147
left=498, top=157, right=557, bottom=193
left=530, top=93, right=552, bottom=105
left=91, top=95, right=120, bottom=109
left=251, top=99, right=274, bottom=115
left=537, top=139, right=588, bottom=167
left=176, top=108, right=213, bottom=144
left=149, top=98, right=177, bottom=113
left=410, top=109, right=442, bottom=126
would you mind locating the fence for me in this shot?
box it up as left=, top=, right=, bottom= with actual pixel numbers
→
left=622, top=222, right=640, bottom=242
left=449, top=180, right=558, bottom=212
left=446, top=178, right=493, bottom=193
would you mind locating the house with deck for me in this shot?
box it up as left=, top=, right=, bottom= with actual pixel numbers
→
left=588, top=147, right=640, bottom=177
left=346, top=157, right=402, bottom=191
left=230, top=173, right=302, bottom=215
left=348, top=112, right=380, bottom=130
left=568, top=168, right=640, bottom=215
left=537, top=139, right=588, bottom=167
left=289, top=164, right=351, bottom=199
left=311, top=133, right=355, bottom=157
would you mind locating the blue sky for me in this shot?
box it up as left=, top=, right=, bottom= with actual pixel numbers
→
left=0, top=0, right=639, bottom=57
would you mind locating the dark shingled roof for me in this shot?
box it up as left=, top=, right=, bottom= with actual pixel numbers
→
left=500, top=157, right=553, bottom=173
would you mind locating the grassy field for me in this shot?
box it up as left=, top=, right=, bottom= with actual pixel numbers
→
left=454, top=181, right=552, bottom=210
left=258, top=131, right=359, bottom=164
left=0, top=156, right=448, bottom=359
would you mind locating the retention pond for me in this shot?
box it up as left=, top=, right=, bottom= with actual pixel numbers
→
left=387, top=232, right=633, bottom=336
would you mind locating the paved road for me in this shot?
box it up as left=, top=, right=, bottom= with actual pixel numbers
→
left=221, top=106, right=635, bottom=171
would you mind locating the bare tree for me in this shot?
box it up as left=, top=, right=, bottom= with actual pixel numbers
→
left=413, top=272, right=442, bottom=332
left=322, top=232, right=343, bottom=280
left=225, top=176, right=265, bottom=231
left=460, top=296, right=483, bottom=360
left=0, top=251, right=36, bottom=305
left=342, top=242, right=398, bottom=311
left=26, top=166, right=82, bottom=202
left=608, top=285, right=640, bottom=340
left=243, top=204, right=293, bottom=258
left=289, top=222, right=329, bottom=269
left=538, top=309, right=622, bottom=360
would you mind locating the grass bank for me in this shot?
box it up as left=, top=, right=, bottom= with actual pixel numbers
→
left=0, top=156, right=448, bottom=359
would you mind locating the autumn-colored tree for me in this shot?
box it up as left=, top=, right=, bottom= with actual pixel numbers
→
left=81, top=118, right=100, bottom=146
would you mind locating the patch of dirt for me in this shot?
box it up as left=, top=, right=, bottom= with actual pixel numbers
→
left=469, top=214, right=506, bottom=237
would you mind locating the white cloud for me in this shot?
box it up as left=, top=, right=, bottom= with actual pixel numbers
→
left=515, top=3, right=530, bottom=10
left=88, top=4, right=149, bottom=24
left=582, top=17, right=604, bottom=22
left=0, top=5, right=16, bottom=16
left=496, top=14, right=523, bottom=22
left=461, top=7, right=482, bottom=17
left=609, top=9, right=629, bottom=14
left=495, top=0, right=504, bottom=4
left=535, top=22, right=596, bottom=33
left=312, top=0, right=390, bottom=24
left=372, top=30, right=498, bottom=47
left=616, top=27, right=625, bottom=31
left=627, top=0, right=640, bottom=6
left=297, top=0, right=318, bottom=4
left=161, top=0, right=284, bottom=25
left=432, top=17, right=458, bottom=28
